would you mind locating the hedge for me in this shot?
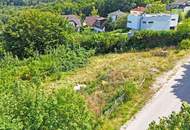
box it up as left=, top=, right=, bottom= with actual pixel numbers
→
left=73, top=30, right=190, bottom=54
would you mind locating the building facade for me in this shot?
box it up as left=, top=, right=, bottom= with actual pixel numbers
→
left=127, top=14, right=179, bottom=31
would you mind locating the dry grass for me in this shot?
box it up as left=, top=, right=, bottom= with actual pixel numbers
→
left=46, top=48, right=190, bottom=130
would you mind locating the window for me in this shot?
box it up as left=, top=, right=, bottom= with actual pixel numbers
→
left=148, top=21, right=154, bottom=24
left=170, top=26, right=175, bottom=30
left=128, top=21, right=132, bottom=23
left=171, top=19, right=176, bottom=21
left=142, top=21, right=146, bottom=24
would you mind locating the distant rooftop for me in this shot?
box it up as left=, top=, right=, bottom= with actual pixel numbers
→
left=131, top=6, right=146, bottom=12
left=108, top=10, right=126, bottom=16
left=63, top=15, right=81, bottom=26
left=84, top=16, right=106, bottom=27
left=172, top=0, right=190, bottom=5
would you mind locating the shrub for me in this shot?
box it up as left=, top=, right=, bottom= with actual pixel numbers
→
left=179, top=39, right=190, bottom=49
left=127, top=30, right=180, bottom=50
left=0, top=45, right=93, bottom=83
left=0, top=81, right=95, bottom=130
left=0, top=41, right=4, bottom=59
left=71, top=31, right=128, bottom=54
left=145, top=1, right=167, bottom=14
left=177, top=19, right=190, bottom=34
left=148, top=102, right=190, bottom=130
left=0, top=46, right=95, bottom=129
left=185, top=10, right=190, bottom=19
left=2, top=9, right=74, bottom=58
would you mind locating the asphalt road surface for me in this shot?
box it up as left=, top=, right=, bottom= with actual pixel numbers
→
left=121, top=58, right=190, bottom=130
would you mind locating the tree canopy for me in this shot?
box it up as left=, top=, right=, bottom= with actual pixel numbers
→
left=2, top=9, right=74, bottom=58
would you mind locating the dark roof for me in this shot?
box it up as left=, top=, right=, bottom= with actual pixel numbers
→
left=84, top=16, right=106, bottom=27
left=173, top=0, right=188, bottom=4
left=63, top=15, right=81, bottom=26
left=131, top=6, right=145, bottom=12
left=108, top=10, right=126, bottom=16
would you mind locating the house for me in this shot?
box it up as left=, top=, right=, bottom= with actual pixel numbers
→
left=170, top=0, right=190, bottom=9
left=63, top=15, right=82, bottom=31
left=108, top=10, right=126, bottom=22
left=84, top=16, right=107, bottom=32
left=168, top=0, right=190, bottom=12
left=130, top=6, right=146, bottom=15
left=127, top=13, right=179, bottom=31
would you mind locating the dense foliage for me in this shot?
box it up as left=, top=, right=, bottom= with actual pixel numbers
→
left=105, top=15, right=129, bottom=31
left=177, top=18, right=190, bottom=33
left=0, top=0, right=55, bottom=6
left=70, top=31, right=128, bottom=53
left=3, top=9, right=74, bottom=58
left=0, top=0, right=190, bottom=129
left=0, top=45, right=95, bottom=129
left=145, top=1, right=167, bottom=13
left=69, top=29, right=189, bottom=54
left=127, top=30, right=180, bottom=50
left=179, top=39, right=190, bottom=49
left=37, top=0, right=172, bottom=16
left=1, top=45, right=93, bottom=83
left=149, top=102, right=190, bottom=130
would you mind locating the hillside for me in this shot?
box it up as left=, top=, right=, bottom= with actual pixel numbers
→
left=46, top=48, right=190, bottom=129
left=1, top=0, right=190, bottom=129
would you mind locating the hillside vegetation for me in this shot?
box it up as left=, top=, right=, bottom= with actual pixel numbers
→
left=1, top=0, right=190, bottom=130
left=149, top=102, right=190, bottom=130
left=47, top=48, right=190, bottom=130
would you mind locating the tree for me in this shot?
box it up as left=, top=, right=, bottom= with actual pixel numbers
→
left=185, top=10, right=190, bottom=19
left=177, top=19, right=190, bottom=33
left=115, top=14, right=128, bottom=30
left=3, top=9, right=74, bottom=58
left=91, top=6, right=98, bottom=16
left=145, top=1, right=167, bottom=13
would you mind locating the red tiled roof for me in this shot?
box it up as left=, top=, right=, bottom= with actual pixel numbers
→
left=131, top=6, right=145, bottom=12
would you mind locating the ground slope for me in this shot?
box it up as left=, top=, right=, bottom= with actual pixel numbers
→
left=46, top=48, right=189, bottom=130
left=121, top=56, right=190, bottom=130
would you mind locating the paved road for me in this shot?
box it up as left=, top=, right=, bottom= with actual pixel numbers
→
left=121, top=58, right=190, bottom=130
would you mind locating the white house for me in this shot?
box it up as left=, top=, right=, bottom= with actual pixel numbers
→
left=127, top=14, right=142, bottom=30
left=127, top=13, right=179, bottom=31
left=108, top=10, right=126, bottom=22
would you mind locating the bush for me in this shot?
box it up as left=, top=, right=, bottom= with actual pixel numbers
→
left=179, top=39, right=190, bottom=49
left=185, top=10, right=190, bottom=19
left=0, top=46, right=95, bottom=129
left=177, top=19, right=190, bottom=34
left=127, top=30, right=180, bottom=50
left=2, top=9, right=74, bottom=58
left=69, top=29, right=190, bottom=54
left=0, top=45, right=93, bottom=83
left=70, top=31, right=128, bottom=54
left=148, top=102, right=190, bottom=130
left=0, top=81, right=95, bottom=130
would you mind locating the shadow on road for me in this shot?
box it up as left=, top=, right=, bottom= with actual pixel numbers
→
left=172, top=63, right=190, bottom=103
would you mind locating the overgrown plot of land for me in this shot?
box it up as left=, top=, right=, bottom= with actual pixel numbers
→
left=47, top=49, right=189, bottom=130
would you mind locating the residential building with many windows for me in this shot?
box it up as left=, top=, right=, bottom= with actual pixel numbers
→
left=127, top=13, right=179, bottom=31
